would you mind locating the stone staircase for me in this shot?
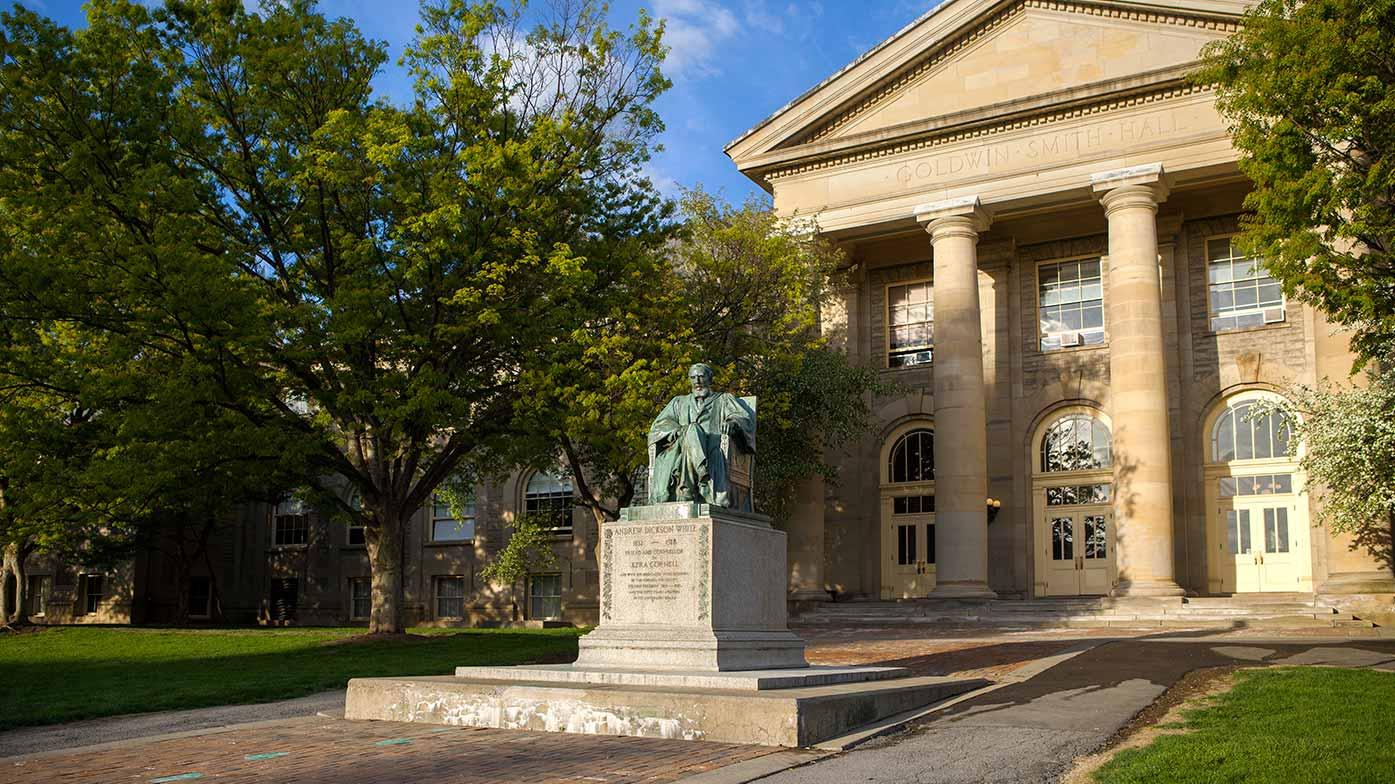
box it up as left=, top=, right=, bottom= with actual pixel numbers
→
left=793, top=592, right=1386, bottom=632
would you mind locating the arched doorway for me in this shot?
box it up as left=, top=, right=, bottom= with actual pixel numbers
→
left=1031, top=409, right=1116, bottom=596
left=1203, top=393, right=1312, bottom=593
left=880, top=423, right=936, bottom=599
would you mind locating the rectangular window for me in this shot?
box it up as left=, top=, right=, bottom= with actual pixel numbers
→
left=526, top=490, right=573, bottom=538
left=1039, top=258, right=1105, bottom=350
left=83, top=574, right=104, bottom=614
left=1264, top=507, right=1290, bottom=554
left=348, top=522, right=366, bottom=546
left=892, top=495, right=935, bottom=515
left=1207, top=236, right=1284, bottom=331
left=350, top=578, right=371, bottom=620
left=926, top=523, right=936, bottom=565
left=1219, top=474, right=1294, bottom=498
left=273, top=498, right=309, bottom=546
left=1226, top=509, right=1253, bottom=555
left=1051, top=517, right=1073, bottom=561
left=26, top=575, right=51, bottom=617
left=1046, top=484, right=1112, bottom=506
left=188, top=576, right=211, bottom=618
left=896, top=524, right=917, bottom=566
left=432, top=495, right=476, bottom=543
left=1084, top=515, right=1108, bottom=560
left=435, top=576, right=466, bottom=618
left=528, top=574, right=562, bottom=620
left=887, top=281, right=934, bottom=368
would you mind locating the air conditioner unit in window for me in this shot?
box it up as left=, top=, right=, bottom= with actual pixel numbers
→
left=1058, top=333, right=1081, bottom=347
left=1262, top=307, right=1286, bottom=324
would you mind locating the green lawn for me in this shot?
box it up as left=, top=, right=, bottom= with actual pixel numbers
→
left=0, top=625, right=582, bottom=730
left=1095, top=667, right=1395, bottom=783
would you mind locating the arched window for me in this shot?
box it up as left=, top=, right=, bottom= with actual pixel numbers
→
left=1041, top=414, right=1111, bottom=473
left=1212, top=401, right=1290, bottom=462
left=525, top=471, right=575, bottom=537
left=888, top=428, right=935, bottom=483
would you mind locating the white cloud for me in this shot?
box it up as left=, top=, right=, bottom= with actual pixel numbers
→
left=654, top=0, right=741, bottom=79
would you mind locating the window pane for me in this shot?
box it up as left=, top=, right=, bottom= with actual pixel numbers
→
left=926, top=523, right=936, bottom=564
left=1236, top=411, right=1254, bottom=460
left=1274, top=474, right=1293, bottom=494
left=1226, top=511, right=1240, bottom=554
left=1275, top=507, right=1289, bottom=553
left=898, top=524, right=916, bottom=565
left=1215, top=412, right=1235, bottom=461
left=1240, top=510, right=1252, bottom=553
left=1219, top=477, right=1237, bottom=498
left=1052, top=517, right=1073, bottom=561
left=433, top=518, right=476, bottom=542
left=1085, top=515, right=1107, bottom=560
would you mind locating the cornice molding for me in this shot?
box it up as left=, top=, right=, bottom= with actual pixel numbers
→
left=763, top=81, right=1212, bottom=183
left=793, top=0, right=1237, bottom=148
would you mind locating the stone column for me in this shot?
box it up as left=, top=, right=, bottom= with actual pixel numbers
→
left=1091, top=164, right=1184, bottom=597
left=915, top=197, right=995, bottom=599
left=787, top=474, right=829, bottom=602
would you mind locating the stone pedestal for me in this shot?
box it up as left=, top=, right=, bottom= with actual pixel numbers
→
left=344, top=504, right=987, bottom=747
left=575, top=503, right=807, bottom=671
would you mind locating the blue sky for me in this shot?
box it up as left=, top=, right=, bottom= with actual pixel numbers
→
left=16, top=0, right=938, bottom=202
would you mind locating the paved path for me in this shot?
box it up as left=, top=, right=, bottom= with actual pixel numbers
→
left=764, top=635, right=1395, bottom=784
left=6, top=628, right=1394, bottom=784
left=0, top=691, right=345, bottom=758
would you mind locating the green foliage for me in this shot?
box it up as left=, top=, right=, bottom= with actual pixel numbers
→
left=1196, top=0, right=1395, bottom=363
left=1095, top=667, right=1395, bottom=783
left=0, top=626, right=581, bottom=729
left=0, top=0, right=669, bottom=630
left=1261, top=368, right=1395, bottom=572
left=478, top=514, right=560, bottom=588
left=512, top=188, right=889, bottom=525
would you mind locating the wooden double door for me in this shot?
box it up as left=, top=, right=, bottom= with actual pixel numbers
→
left=1039, top=505, right=1115, bottom=596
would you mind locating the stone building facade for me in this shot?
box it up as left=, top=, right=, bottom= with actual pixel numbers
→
left=15, top=0, right=1394, bottom=629
left=19, top=469, right=600, bottom=627
left=729, top=0, right=1395, bottom=604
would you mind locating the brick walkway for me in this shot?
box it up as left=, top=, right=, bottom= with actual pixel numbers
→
left=9, top=717, right=780, bottom=784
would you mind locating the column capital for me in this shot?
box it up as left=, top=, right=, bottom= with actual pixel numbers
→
left=1091, top=163, right=1170, bottom=215
left=914, top=196, right=992, bottom=240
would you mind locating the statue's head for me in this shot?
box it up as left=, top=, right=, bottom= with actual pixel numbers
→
left=687, top=363, right=714, bottom=398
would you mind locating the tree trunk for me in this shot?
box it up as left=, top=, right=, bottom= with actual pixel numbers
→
left=2, top=541, right=29, bottom=626
left=366, top=512, right=407, bottom=634
left=202, top=545, right=225, bottom=624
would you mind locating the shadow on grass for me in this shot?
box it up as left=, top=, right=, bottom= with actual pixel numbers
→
left=0, top=626, right=581, bottom=730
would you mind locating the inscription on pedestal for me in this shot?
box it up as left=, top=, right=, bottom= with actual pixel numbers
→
left=603, top=521, right=710, bottom=625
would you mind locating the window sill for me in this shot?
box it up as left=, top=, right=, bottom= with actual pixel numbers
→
left=340, top=544, right=367, bottom=551
left=426, top=540, right=476, bottom=547
left=1038, top=342, right=1108, bottom=355
left=1205, top=320, right=1291, bottom=338
left=266, top=545, right=310, bottom=552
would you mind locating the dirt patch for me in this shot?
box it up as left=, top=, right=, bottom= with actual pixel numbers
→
left=320, top=632, right=434, bottom=646
left=0, top=624, right=47, bottom=636
left=1061, top=665, right=1244, bottom=784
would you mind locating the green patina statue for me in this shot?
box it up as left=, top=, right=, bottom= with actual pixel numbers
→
left=647, top=363, right=757, bottom=511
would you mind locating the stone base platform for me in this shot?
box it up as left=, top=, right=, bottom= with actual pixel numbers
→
left=344, top=671, right=989, bottom=747
left=453, top=663, right=909, bottom=690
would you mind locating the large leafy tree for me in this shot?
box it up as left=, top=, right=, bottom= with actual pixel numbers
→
left=511, top=191, right=887, bottom=533
left=1197, top=0, right=1395, bottom=363
left=0, top=0, right=669, bottom=632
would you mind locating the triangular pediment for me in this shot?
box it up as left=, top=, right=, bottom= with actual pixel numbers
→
left=726, top=0, right=1243, bottom=177
left=818, top=5, right=1228, bottom=143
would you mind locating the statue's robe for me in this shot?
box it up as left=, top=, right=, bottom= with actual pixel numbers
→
left=647, top=392, right=756, bottom=508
